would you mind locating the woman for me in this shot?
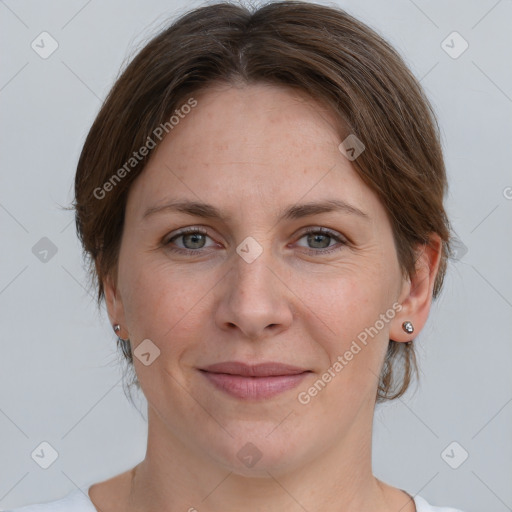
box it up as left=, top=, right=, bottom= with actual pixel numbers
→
left=11, top=1, right=464, bottom=511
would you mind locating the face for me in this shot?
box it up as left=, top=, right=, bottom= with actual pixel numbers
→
left=105, top=83, right=416, bottom=477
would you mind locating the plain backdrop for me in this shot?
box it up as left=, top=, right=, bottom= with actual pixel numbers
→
left=1, top=0, right=511, bottom=510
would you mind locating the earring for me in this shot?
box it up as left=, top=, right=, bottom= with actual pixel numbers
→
left=113, top=324, right=132, bottom=360
left=402, top=321, right=414, bottom=334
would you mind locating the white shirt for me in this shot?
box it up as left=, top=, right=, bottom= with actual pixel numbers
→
left=5, top=488, right=466, bottom=512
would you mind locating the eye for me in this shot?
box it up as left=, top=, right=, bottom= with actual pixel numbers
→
left=164, top=227, right=217, bottom=254
left=163, top=226, right=348, bottom=256
left=295, top=227, right=347, bottom=255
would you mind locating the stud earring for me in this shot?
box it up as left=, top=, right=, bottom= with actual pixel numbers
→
left=113, top=324, right=132, bottom=360
left=402, top=321, right=414, bottom=334
left=113, top=323, right=128, bottom=341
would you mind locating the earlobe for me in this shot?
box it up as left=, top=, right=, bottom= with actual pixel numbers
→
left=390, top=234, right=443, bottom=343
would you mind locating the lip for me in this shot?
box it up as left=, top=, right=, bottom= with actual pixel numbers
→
left=201, top=361, right=309, bottom=377
left=199, top=361, right=311, bottom=400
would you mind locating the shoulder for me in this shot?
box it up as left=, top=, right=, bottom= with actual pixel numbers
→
left=5, top=489, right=97, bottom=512
left=415, top=494, right=466, bottom=512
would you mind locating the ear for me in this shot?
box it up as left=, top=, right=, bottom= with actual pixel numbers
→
left=390, top=233, right=443, bottom=342
left=104, top=271, right=128, bottom=339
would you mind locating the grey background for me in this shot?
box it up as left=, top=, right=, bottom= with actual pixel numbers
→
left=1, top=0, right=511, bottom=510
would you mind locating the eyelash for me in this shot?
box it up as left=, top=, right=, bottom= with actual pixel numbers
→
left=163, top=226, right=348, bottom=256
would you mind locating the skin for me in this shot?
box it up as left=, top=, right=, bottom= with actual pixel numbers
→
left=91, top=82, right=442, bottom=512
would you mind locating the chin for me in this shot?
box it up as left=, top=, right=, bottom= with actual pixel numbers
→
left=203, top=426, right=312, bottom=478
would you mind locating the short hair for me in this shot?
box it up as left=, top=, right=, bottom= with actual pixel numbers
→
left=73, top=1, right=451, bottom=403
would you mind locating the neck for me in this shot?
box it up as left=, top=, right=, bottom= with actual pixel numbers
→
left=124, top=404, right=412, bottom=512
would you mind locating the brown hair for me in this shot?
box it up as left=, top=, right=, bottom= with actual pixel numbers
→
left=73, top=1, right=451, bottom=402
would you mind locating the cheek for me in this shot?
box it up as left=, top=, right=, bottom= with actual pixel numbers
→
left=118, top=253, right=213, bottom=354
left=305, top=260, right=393, bottom=337
left=303, top=263, right=396, bottom=394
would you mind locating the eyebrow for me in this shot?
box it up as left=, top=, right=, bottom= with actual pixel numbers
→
left=142, top=198, right=369, bottom=222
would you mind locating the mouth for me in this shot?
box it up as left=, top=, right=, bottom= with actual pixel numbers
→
left=198, top=361, right=312, bottom=400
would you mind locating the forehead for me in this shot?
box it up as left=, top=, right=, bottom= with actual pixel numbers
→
left=125, top=83, right=381, bottom=222
left=151, top=83, right=340, bottom=169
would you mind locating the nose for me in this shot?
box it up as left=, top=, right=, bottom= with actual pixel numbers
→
left=214, top=242, right=293, bottom=341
